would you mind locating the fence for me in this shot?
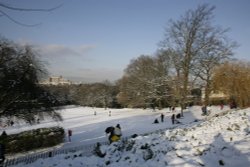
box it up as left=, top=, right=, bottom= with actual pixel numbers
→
left=3, top=140, right=111, bottom=167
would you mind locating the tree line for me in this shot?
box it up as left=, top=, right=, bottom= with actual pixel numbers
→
left=1, top=4, right=250, bottom=124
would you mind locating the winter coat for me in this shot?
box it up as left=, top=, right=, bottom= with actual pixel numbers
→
left=114, top=127, right=122, bottom=137
left=105, top=126, right=115, bottom=135
left=171, top=114, right=175, bottom=120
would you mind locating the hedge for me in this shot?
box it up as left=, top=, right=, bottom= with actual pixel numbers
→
left=0, top=126, right=65, bottom=154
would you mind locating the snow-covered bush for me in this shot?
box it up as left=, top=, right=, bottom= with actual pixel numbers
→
left=0, top=126, right=64, bottom=153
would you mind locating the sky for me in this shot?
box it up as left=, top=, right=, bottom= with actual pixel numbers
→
left=1, top=0, right=250, bottom=83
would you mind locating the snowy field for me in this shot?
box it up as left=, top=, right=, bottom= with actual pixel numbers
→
left=2, top=105, right=250, bottom=167
left=3, top=105, right=226, bottom=148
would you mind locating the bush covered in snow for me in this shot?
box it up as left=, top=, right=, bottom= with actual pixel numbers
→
left=87, top=109, right=250, bottom=167
left=0, top=127, right=64, bottom=154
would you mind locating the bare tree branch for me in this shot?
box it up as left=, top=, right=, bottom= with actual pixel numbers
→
left=0, top=3, right=62, bottom=12
left=0, top=9, right=41, bottom=26
left=0, top=2, right=62, bottom=27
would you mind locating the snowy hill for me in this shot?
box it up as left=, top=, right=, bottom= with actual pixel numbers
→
left=11, top=107, right=250, bottom=167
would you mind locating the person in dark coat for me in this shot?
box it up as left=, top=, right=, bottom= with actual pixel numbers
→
left=230, top=101, right=237, bottom=109
left=176, top=113, right=181, bottom=119
left=160, top=113, right=164, bottom=122
left=153, top=118, right=159, bottom=124
left=105, top=126, right=115, bottom=143
left=201, top=105, right=207, bottom=115
left=171, top=114, right=175, bottom=124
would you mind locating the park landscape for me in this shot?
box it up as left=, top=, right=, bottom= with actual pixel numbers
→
left=1, top=1, right=250, bottom=167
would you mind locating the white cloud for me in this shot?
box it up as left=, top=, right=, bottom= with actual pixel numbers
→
left=14, top=40, right=123, bottom=83
left=37, top=44, right=96, bottom=58
left=79, top=45, right=96, bottom=53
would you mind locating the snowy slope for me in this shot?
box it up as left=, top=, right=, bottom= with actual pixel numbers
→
left=9, top=107, right=250, bottom=167
left=3, top=105, right=225, bottom=148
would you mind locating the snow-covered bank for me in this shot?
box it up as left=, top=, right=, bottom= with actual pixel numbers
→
left=9, top=107, right=250, bottom=167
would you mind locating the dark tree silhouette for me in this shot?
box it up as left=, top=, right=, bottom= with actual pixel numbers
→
left=0, top=37, right=62, bottom=124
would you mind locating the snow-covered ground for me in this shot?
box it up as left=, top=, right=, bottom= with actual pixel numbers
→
left=3, top=105, right=226, bottom=148
left=3, top=105, right=250, bottom=167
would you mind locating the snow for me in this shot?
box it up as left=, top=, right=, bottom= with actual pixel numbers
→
left=2, top=105, right=250, bottom=167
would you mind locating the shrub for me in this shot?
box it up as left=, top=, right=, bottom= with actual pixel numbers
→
left=0, top=127, right=64, bottom=154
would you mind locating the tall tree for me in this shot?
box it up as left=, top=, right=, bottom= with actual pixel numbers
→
left=158, top=49, right=183, bottom=107
left=118, top=55, right=171, bottom=108
left=0, top=38, right=62, bottom=124
left=118, top=55, right=155, bottom=108
left=74, top=81, right=118, bottom=108
left=160, top=4, right=235, bottom=114
left=212, top=61, right=250, bottom=108
left=193, top=38, right=236, bottom=105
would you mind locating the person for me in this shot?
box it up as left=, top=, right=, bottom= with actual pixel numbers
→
left=176, top=113, right=181, bottom=119
left=10, top=120, right=14, bottom=126
left=171, top=114, right=175, bottom=124
left=68, top=129, right=72, bottom=142
left=1, top=131, right=7, bottom=139
left=172, top=107, right=175, bottom=112
left=153, top=118, right=159, bottom=124
left=201, top=105, right=207, bottom=115
left=220, top=102, right=224, bottom=110
left=109, top=111, right=111, bottom=116
left=207, top=105, right=211, bottom=115
left=114, top=124, right=122, bottom=138
left=160, top=113, right=164, bottom=122
left=0, top=143, right=5, bottom=166
left=230, top=101, right=237, bottom=109
left=105, top=126, right=120, bottom=143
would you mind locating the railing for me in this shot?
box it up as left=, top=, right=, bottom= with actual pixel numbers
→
left=3, top=140, right=111, bottom=167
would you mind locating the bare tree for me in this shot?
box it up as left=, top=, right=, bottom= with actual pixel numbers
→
left=0, top=2, right=62, bottom=26
left=193, top=38, right=236, bottom=105
left=160, top=4, right=236, bottom=114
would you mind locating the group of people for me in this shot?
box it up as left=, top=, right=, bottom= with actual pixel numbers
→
left=105, top=124, right=122, bottom=144
left=171, top=113, right=181, bottom=124
left=153, top=112, right=182, bottom=125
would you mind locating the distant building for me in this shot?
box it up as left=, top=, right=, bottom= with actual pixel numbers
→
left=40, top=76, right=72, bottom=85
left=201, top=87, right=229, bottom=103
left=209, top=90, right=228, bottom=99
